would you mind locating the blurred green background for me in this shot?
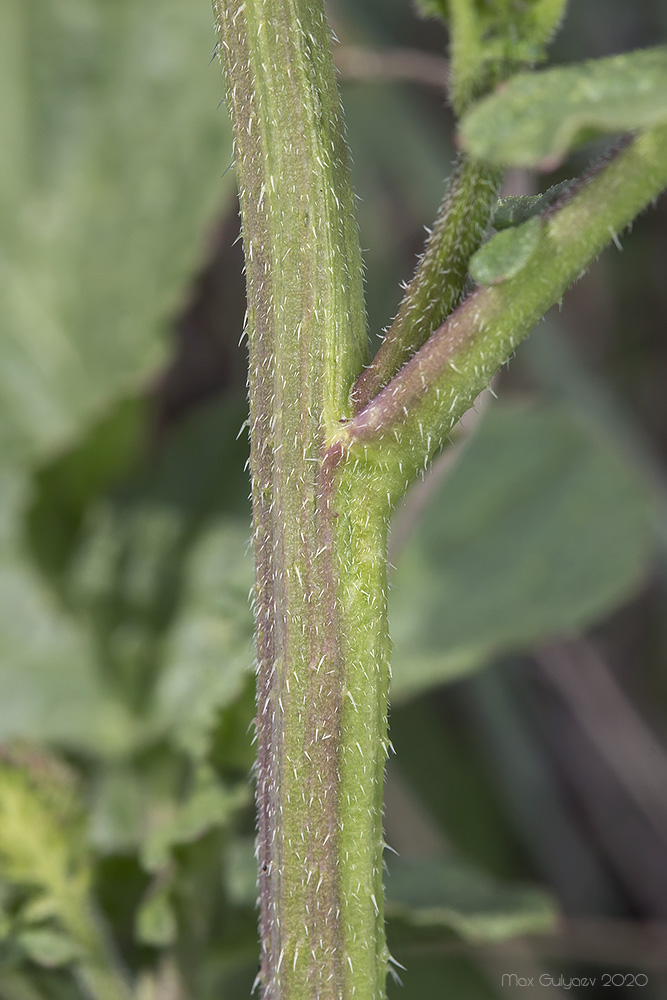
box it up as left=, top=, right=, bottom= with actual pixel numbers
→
left=1, top=1, right=667, bottom=998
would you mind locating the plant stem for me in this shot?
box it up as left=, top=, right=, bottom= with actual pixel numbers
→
left=214, top=2, right=391, bottom=997
left=214, top=0, right=667, bottom=994
left=342, top=127, right=667, bottom=495
left=351, top=156, right=502, bottom=413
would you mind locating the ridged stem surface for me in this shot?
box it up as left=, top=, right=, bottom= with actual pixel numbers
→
left=214, top=2, right=390, bottom=998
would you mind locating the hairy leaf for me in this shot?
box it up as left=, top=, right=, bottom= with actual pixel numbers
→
left=469, top=215, right=544, bottom=285
left=491, top=180, right=574, bottom=229
left=460, top=46, right=667, bottom=166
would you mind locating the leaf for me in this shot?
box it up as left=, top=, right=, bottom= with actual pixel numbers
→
left=0, top=0, right=233, bottom=466
left=0, top=756, right=90, bottom=954
left=0, top=469, right=137, bottom=754
left=87, top=767, right=150, bottom=854
left=0, top=399, right=252, bottom=760
left=17, top=929, right=84, bottom=968
left=150, top=518, right=254, bottom=759
left=141, top=769, right=250, bottom=873
left=413, top=0, right=449, bottom=21
left=389, top=401, right=651, bottom=700
left=386, top=857, right=556, bottom=942
left=491, top=180, right=574, bottom=229
left=26, top=396, right=149, bottom=581
left=460, top=46, right=667, bottom=167
left=136, top=883, right=177, bottom=947
left=469, top=216, right=543, bottom=285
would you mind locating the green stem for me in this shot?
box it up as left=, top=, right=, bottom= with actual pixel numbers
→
left=351, top=155, right=502, bottom=413
left=342, top=127, right=667, bottom=495
left=214, top=2, right=390, bottom=997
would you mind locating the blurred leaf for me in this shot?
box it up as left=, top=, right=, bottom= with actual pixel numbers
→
left=460, top=46, right=667, bottom=166
left=136, top=883, right=177, bottom=947
left=469, top=216, right=543, bottom=285
left=0, top=401, right=253, bottom=759
left=0, top=0, right=240, bottom=761
left=141, top=768, right=249, bottom=873
left=209, top=672, right=257, bottom=778
left=26, top=396, right=149, bottom=581
left=87, top=767, right=150, bottom=854
left=151, top=518, right=254, bottom=759
left=17, top=930, right=83, bottom=969
left=0, top=0, right=233, bottom=465
left=390, top=400, right=651, bottom=699
left=64, top=397, right=251, bottom=713
left=0, top=755, right=95, bottom=978
left=413, top=0, right=449, bottom=23
left=19, top=896, right=62, bottom=928
left=386, top=856, right=556, bottom=941
left=0, top=466, right=138, bottom=754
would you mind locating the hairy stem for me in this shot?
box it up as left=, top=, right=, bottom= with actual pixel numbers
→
left=342, top=127, right=667, bottom=495
left=214, top=2, right=391, bottom=997
left=351, top=156, right=502, bottom=413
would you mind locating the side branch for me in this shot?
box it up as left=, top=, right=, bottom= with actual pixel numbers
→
left=351, top=155, right=502, bottom=413
left=343, top=126, right=667, bottom=498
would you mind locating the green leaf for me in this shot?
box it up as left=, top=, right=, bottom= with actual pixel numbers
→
left=17, top=929, right=84, bottom=968
left=151, top=518, right=254, bottom=759
left=389, top=400, right=651, bottom=699
left=386, top=857, right=556, bottom=942
left=469, top=215, right=544, bottom=285
left=460, top=46, right=667, bottom=167
left=0, top=755, right=89, bottom=940
left=491, top=180, right=574, bottom=229
left=135, top=883, right=177, bottom=947
left=141, top=769, right=249, bottom=873
left=26, top=396, right=149, bottom=582
left=0, top=469, right=137, bottom=754
left=413, top=0, right=449, bottom=21
left=0, top=0, right=233, bottom=466
left=0, top=399, right=253, bottom=760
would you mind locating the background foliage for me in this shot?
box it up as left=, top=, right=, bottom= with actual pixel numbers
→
left=1, top=0, right=667, bottom=997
